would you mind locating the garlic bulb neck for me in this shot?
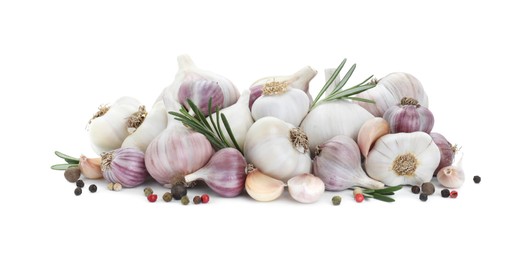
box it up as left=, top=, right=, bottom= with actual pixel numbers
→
left=392, top=153, right=418, bottom=176
left=290, top=128, right=309, bottom=153
left=177, top=54, right=196, bottom=69
left=100, top=151, right=113, bottom=172
left=262, top=81, right=288, bottom=96
left=89, top=105, right=110, bottom=124
left=400, top=97, right=419, bottom=106
left=127, top=105, right=147, bottom=132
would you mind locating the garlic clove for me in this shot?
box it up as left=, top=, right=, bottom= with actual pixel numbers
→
left=287, top=173, right=325, bottom=203
left=437, top=153, right=465, bottom=188
left=357, top=117, right=390, bottom=157
left=245, top=166, right=285, bottom=202
left=79, top=155, right=103, bottom=179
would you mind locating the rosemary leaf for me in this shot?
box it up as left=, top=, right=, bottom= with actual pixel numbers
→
left=54, top=151, right=79, bottom=163
left=372, top=193, right=396, bottom=203
left=347, top=97, right=376, bottom=104
left=311, top=58, right=347, bottom=107
left=374, top=185, right=403, bottom=193
left=329, top=63, right=356, bottom=95
left=51, top=163, right=77, bottom=170
left=221, top=113, right=242, bottom=152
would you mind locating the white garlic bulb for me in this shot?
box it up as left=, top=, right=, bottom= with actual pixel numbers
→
left=244, top=116, right=312, bottom=182
left=121, top=100, right=168, bottom=152
left=355, top=72, right=429, bottom=117
left=88, top=96, right=142, bottom=155
left=365, top=132, right=441, bottom=186
left=251, top=83, right=310, bottom=127
left=300, top=100, right=374, bottom=154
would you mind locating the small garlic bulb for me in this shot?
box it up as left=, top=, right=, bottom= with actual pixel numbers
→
left=365, top=132, right=441, bottom=186
left=383, top=97, right=434, bottom=134
left=437, top=153, right=465, bottom=188
left=88, top=96, right=142, bottom=155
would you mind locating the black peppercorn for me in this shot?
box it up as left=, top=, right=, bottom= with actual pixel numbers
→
left=74, top=187, right=82, bottom=196
left=89, top=184, right=97, bottom=193
left=171, top=184, right=187, bottom=200
left=411, top=185, right=421, bottom=194
left=193, top=196, right=202, bottom=204
left=441, top=189, right=450, bottom=198
left=181, top=195, right=190, bottom=205
left=421, top=182, right=435, bottom=195
left=419, top=193, right=428, bottom=202
left=76, top=179, right=85, bottom=188
left=473, top=175, right=481, bottom=184
left=64, top=167, right=81, bottom=183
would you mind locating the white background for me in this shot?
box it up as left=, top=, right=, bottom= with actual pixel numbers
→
left=1, top=0, right=526, bottom=259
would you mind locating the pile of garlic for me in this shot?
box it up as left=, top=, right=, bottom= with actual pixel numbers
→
left=81, top=55, right=463, bottom=203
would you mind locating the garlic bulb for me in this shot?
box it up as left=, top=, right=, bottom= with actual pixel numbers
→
left=300, top=100, right=374, bottom=153
left=249, top=66, right=317, bottom=109
left=244, top=116, right=312, bottom=182
left=365, top=132, right=441, bottom=186
left=437, top=153, right=465, bottom=188
left=357, top=117, right=390, bottom=157
left=101, top=147, right=149, bottom=188
left=313, top=135, right=384, bottom=190
left=245, top=165, right=285, bottom=202
left=88, top=96, right=142, bottom=154
left=355, top=72, right=429, bottom=117
left=251, top=83, right=310, bottom=126
left=383, top=97, right=434, bottom=133
left=145, top=95, right=214, bottom=187
left=287, top=173, right=325, bottom=204
left=207, top=90, right=253, bottom=148
left=161, top=54, right=239, bottom=116
left=184, top=148, right=246, bottom=197
left=430, top=132, right=457, bottom=175
left=121, top=101, right=168, bottom=152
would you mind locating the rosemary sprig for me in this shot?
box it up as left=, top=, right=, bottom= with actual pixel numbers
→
left=51, top=151, right=80, bottom=170
left=169, top=98, right=243, bottom=154
left=362, top=185, right=402, bottom=203
left=310, top=58, right=376, bottom=110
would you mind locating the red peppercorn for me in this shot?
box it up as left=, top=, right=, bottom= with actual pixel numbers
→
left=450, top=190, right=458, bottom=198
left=147, top=194, right=158, bottom=202
left=201, top=194, right=210, bottom=204
left=354, top=193, right=364, bottom=203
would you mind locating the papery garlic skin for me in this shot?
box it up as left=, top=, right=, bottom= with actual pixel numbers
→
left=89, top=96, right=142, bottom=155
left=365, top=132, right=440, bottom=186
left=121, top=101, right=168, bottom=152
left=313, top=135, right=384, bottom=190
left=355, top=72, right=429, bottom=117
left=245, top=166, right=285, bottom=202
left=357, top=117, right=390, bottom=157
left=287, top=173, right=325, bottom=204
left=244, top=117, right=312, bottom=182
left=300, top=100, right=374, bottom=153
left=383, top=97, right=434, bottom=134
left=251, top=84, right=310, bottom=127
left=249, top=66, right=317, bottom=109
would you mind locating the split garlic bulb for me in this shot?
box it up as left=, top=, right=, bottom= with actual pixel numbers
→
left=249, top=66, right=317, bottom=109
left=383, top=97, right=434, bottom=133
left=244, top=116, right=312, bottom=182
left=365, top=132, right=441, bottom=186
left=251, top=83, right=310, bottom=127
left=355, top=72, right=429, bottom=117
left=300, top=100, right=374, bottom=153
left=88, top=96, right=142, bottom=155
left=121, top=100, right=168, bottom=152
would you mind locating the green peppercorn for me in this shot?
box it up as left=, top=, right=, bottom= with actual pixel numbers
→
left=473, top=175, right=481, bottom=184
left=64, top=167, right=81, bottom=183
left=74, top=187, right=82, bottom=196
left=171, top=184, right=187, bottom=200
left=162, top=192, right=173, bottom=202
left=419, top=193, right=428, bottom=202
left=411, top=185, right=420, bottom=194
left=180, top=195, right=190, bottom=205
left=421, top=182, right=435, bottom=195
left=441, top=189, right=450, bottom=198
left=144, top=187, right=153, bottom=197
left=193, top=196, right=202, bottom=204
left=89, top=184, right=97, bottom=193
left=76, top=179, right=85, bottom=188
left=332, top=196, right=342, bottom=206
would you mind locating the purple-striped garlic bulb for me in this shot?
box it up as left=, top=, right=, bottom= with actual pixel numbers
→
left=383, top=97, right=434, bottom=134
left=101, top=147, right=149, bottom=188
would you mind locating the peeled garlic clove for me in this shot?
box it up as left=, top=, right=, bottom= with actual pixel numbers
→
left=437, top=153, right=465, bottom=188
left=357, top=117, right=390, bottom=157
left=245, top=166, right=285, bottom=202
left=249, top=66, right=317, bottom=109
left=287, top=173, right=325, bottom=203
left=251, top=84, right=310, bottom=127
left=78, top=155, right=103, bottom=179
left=383, top=97, right=434, bottom=134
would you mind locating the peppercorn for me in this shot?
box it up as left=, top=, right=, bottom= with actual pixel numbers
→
left=107, top=183, right=114, bottom=190
left=76, top=179, right=85, bottom=188
left=411, top=185, right=421, bottom=194
left=64, top=167, right=81, bottom=183
left=450, top=190, right=458, bottom=198
left=332, top=196, right=342, bottom=206
left=354, top=193, right=364, bottom=203
left=147, top=194, right=158, bottom=202
left=74, top=187, right=82, bottom=196
left=193, top=196, right=202, bottom=204
left=143, top=187, right=153, bottom=197
left=201, top=194, right=210, bottom=204
left=113, top=183, right=122, bottom=191
left=473, top=175, right=481, bottom=184
left=89, top=184, right=97, bottom=193
left=421, top=182, right=435, bottom=195
left=162, top=192, right=173, bottom=202
left=419, top=193, right=428, bottom=202
left=181, top=195, right=190, bottom=205
left=171, top=184, right=187, bottom=200
left=441, top=189, right=450, bottom=198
